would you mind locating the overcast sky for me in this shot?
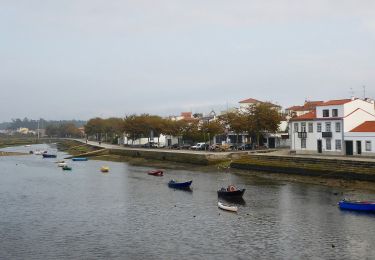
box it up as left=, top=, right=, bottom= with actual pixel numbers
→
left=1, top=0, right=374, bottom=121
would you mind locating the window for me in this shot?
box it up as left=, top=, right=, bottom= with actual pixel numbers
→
left=332, top=109, right=338, bottom=117
left=301, top=139, right=306, bottom=148
left=335, top=140, right=342, bottom=150
left=317, top=123, right=322, bottom=132
left=294, top=123, right=299, bottom=133
left=301, top=122, right=306, bottom=132
left=335, top=122, right=341, bottom=132
left=366, top=141, right=372, bottom=151
left=323, top=109, right=329, bottom=117
left=325, top=122, right=331, bottom=132
left=308, top=123, right=313, bottom=133
left=326, top=139, right=331, bottom=150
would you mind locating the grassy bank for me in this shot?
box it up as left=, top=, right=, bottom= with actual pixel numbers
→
left=0, top=137, right=40, bottom=149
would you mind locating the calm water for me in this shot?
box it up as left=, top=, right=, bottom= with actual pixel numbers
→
left=0, top=144, right=374, bottom=260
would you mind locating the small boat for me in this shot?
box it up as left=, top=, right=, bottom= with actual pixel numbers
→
left=168, top=180, right=192, bottom=189
left=24, top=145, right=31, bottom=147
left=57, top=162, right=67, bottom=167
left=218, top=201, right=238, bottom=212
left=43, top=154, right=57, bottom=158
left=218, top=185, right=245, bottom=199
left=148, top=169, right=163, bottom=176
left=62, top=166, right=72, bottom=171
left=72, top=157, right=88, bottom=161
left=34, top=150, right=42, bottom=155
left=101, top=166, right=109, bottom=173
left=338, top=199, right=375, bottom=212
left=29, top=151, right=33, bottom=154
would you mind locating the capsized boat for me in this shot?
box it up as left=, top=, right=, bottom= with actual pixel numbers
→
left=43, top=154, right=57, bottom=158
left=218, top=201, right=238, bottom=212
left=168, top=180, right=192, bottom=189
left=217, top=185, right=245, bottom=199
left=62, top=166, right=72, bottom=171
left=148, top=169, right=163, bottom=176
left=72, top=157, right=88, bottom=161
left=338, top=199, right=375, bottom=212
left=101, top=166, right=109, bottom=173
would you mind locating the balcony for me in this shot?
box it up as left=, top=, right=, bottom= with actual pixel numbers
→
left=297, top=132, right=307, bottom=138
left=322, top=132, right=332, bottom=138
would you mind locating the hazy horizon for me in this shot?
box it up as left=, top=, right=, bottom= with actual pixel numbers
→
left=1, top=1, right=374, bottom=122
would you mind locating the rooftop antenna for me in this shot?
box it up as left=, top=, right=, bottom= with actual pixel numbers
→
left=349, top=87, right=354, bottom=98
left=363, top=85, right=366, bottom=99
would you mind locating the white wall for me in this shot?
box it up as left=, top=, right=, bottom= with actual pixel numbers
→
left=344, top=109, right=375, bottom=132
left=345, top=132, right=375, bottom=155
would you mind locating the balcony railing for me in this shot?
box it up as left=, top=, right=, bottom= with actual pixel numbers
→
left=297, top=132, right=307, bottom=138
left=322, top=132, right=332, bottom=138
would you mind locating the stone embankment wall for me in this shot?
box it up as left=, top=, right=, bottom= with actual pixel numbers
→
left=231, top=155, right=375, bottom=181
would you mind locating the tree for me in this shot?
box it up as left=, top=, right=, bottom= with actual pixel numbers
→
left=244, top=103, right=281, bottom=147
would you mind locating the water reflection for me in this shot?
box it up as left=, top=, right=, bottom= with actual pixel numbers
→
left=0, top=144, right=374, bottom=260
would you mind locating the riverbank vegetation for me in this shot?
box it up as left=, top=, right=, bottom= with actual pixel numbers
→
left=0, top=136, right=37, bottom=148
left=84, top=103, right=282, bottom=146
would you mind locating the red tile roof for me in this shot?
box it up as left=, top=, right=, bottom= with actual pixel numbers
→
left=350, top=121, right=375, bottom=132
left=320, top=99, right=352, bottom=106
left=286, top=101, right=324, bottom=111
left=289, top=110, right=316, bottom=121
left=239, top=98, right=261, bottom=104
left=181, top=112, right=192, bottom=118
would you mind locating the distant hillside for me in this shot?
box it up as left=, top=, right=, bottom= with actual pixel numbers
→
left=1, top=118, right=86, bottom=130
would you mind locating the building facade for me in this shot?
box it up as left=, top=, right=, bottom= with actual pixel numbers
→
left=289, top=98, right=375, bottom=155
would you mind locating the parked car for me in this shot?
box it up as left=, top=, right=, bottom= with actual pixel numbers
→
left=238, top=143, right=252, bottom=150
left=142, top=142, right=157, bottom=148
left=191, top=142, right=207, bottom=150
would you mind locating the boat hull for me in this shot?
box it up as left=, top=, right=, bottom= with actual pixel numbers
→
left=62, top=166, right=72, bottom=171
left=217, top=188, right=245, bottom=198
left=43, top=154, right=57, bottom=158
left=72, top=157, right=88, bottom=161
left=339, top=200, right=375, bottom=212
left=218, top=202, right=238, bottom=212
left=168, top=180, right=192, bottom=189
left=148, top=170, right=163, bottom=176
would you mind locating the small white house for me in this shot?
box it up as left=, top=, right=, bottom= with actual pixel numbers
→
left=345, top=121, right=375, bottom=156
left=289, top=98, right=375, bottom=156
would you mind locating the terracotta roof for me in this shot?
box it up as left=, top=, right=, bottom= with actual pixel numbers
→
left=239, top=98, right=261, bottom=104
left=286, top=101, right=324, bottom=111
left=320, top=99, right=352, bottom=106
left=350, top=121, right=375, bottom=132
left=180, top=112, right=192, bottom=118
left=289, top=110, right=316, bottom=121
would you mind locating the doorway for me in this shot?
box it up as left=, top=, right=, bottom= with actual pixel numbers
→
left=268, top=138, right=275, bottom=149
left=317, top=140, right=322, bottom=153
left=345, top=141, right=353, bottom=155
left=356, top=141, right=362, bottom=155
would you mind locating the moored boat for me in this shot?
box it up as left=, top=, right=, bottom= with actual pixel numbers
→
left=57, top=162, right=67, bottom=167
left=43, top=154, right=57, bottom=158
left=217, top=185, right=245, bottom=199
left=72, top=157, right=88, bottom=161
left=168, top=180, right=192, bottom=189
left=62, top=166, right=72, bottom=171
left=218, top=201, right=238, bottom=212
left=148, top=169, right=163, bottom=176
left=338, top=199, right=375, bottom=212
left=101, top=166, right=109, bottom=172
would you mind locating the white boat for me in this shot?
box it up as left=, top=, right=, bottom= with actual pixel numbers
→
left=24, top=145, right=31, bottom=147
left=218, top=201, right=238, bottom=212
left=34, top=150, right=42, bottom=155
left=57, top=162, right=67, bottom=167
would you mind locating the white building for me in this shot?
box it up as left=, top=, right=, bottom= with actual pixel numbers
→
left=345, top=121, right=375, bottom=156
left=289, top=98, right=375, bottom=156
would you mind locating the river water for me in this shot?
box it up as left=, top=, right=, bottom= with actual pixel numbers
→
left=0, top=144, right=374, bottom=259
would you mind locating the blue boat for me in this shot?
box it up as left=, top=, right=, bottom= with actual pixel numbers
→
left=168, top=180, right=192, bottom=189
left=338, top=199, right=375, bottom=212
left=42, top=154, right=57, bottom=158
left=72, top=157, right=88, bottom=161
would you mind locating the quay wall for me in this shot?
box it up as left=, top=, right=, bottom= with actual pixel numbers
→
left=231, top=155, right=375, bottom=182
